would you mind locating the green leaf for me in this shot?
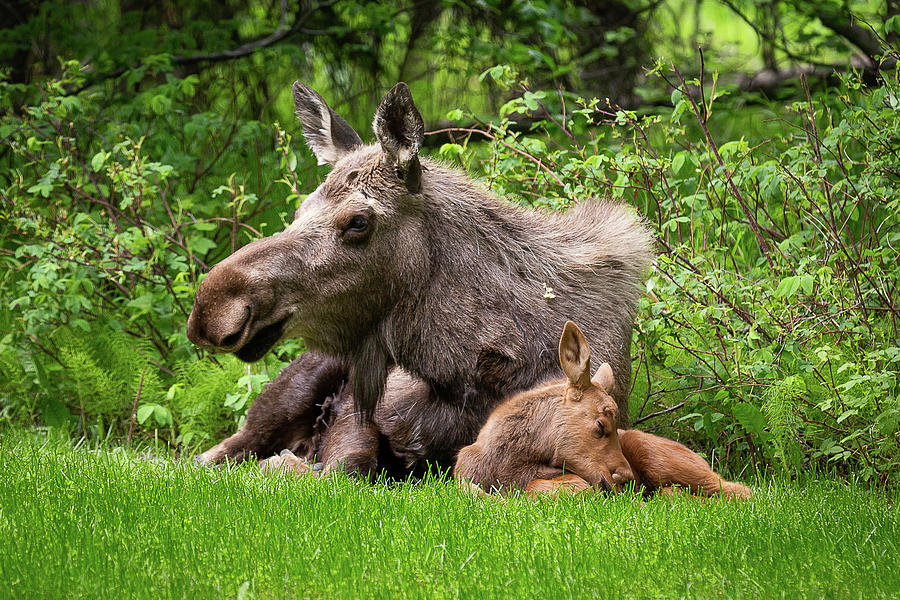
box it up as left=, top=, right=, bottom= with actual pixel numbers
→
left=885, top=14, right=900, bottom=36
left=800, top=274, right=814, bottom=295
left=446, top=108, right=463, bottom=121
left=439, top=143, right=464, bottom=159
left=41, top=398, right=70, bottom=428
left=91, top=151, right=108, bottom=172
left=733, top=403, right=767, bottom=435
left=27, top=183, right=52, bottom=198
left=136, top=405, right=155, bottom=424
left=836, top=409, right=858, bottom=424
left=775, top=276, right=802, bottom=299
left=671, top=152, right=686, bottom=174
left=153, top=405, right=173, bottom=427
left=188, top=236, right=218, bottom=254
left=71, top=318, right=91, bottom=332
left=127, top=294, right=155, bottom=313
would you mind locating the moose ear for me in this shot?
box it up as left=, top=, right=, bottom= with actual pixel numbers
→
left=592, top=362, right=615, bottom=392
left=373, top=82, right=424, bottom=193
left=558, top=321, right=592, bottom=391
left=292, top=81, right=363, bottom=166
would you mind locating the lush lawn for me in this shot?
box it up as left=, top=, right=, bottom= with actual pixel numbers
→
left=1, top=432, right=897, bottom=600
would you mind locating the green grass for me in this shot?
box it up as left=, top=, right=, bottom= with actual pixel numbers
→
left=1, top=432, right=897, bottom=600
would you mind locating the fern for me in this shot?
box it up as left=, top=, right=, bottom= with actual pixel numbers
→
left=168, top=355, right=258, bottom=449
left=51, top=327, right=165, bottom=430
left=763, top=375, right=806, bottom=472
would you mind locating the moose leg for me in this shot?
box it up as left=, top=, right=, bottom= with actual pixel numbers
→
left=524, top=473, right=592, bottom=497
left=259, top=449, right=314, bottom=477
left=195, top=352, right=347, bottom=465
left=619, top=429, right=751, bottom=499
left=317, top=391, right=382, bottom=479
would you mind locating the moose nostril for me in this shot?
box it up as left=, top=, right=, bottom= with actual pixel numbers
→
left=216, top=306, right=251, bottom=348
left=221, top=330, right=242, bottom=348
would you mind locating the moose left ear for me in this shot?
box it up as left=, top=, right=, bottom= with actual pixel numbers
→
left=373, top=82, right=424, bottom=193
left=558, top=321, right=592, bottom=391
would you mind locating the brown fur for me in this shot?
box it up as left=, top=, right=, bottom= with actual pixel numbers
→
left=188, top=82, right=653, bottom=474
left=455, top=322, right=635, bottom=493
left=456, top=322, right=751, bottom=500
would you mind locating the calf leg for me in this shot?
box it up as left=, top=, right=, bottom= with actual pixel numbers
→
left=524, top=473, right=591, bottom=497
left=317, top=390, right=382, bottom=479
left=195, top=352, right=347, bottom=465
left=619, top=429, right=751, bottom=499
left=259, top=449, right=314, bottom=477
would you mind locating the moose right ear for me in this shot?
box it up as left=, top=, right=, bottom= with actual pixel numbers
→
left=558, top=321, right=592, bottom=391
left=292, top=81, right=363, bottom=166
left=592, top=362, right=615, bottom=391
left=373, top=82, right=425, bottom=193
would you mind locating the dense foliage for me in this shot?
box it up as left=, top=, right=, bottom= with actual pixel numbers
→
left=1, top=1, right=898, bottom=484
left=460, top=59, right=900, bottom=484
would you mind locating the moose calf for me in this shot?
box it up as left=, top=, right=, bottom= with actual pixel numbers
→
left=455, top=321, right=751, bottom=499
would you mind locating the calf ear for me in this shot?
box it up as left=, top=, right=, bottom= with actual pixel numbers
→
left=592, top=362, right=615, bottom=391
left=373, top=82, right=424, bottom=193
left=558, top=321, right=592, bottom=390
left=292, top=81, right=363, bottom=166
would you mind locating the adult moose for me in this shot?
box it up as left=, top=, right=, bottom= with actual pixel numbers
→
left=187, top=81, right=653, bottom=476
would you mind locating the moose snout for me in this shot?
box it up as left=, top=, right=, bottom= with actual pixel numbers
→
left=611, top=464, right=636, bottom=491
left=187, top=299, right=252, bottom=349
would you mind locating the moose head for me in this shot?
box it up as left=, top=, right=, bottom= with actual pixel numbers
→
left=555, top=320, right=635, bottom=489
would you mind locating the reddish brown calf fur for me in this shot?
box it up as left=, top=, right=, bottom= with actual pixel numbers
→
left=456, top=321, right=751, bottom=500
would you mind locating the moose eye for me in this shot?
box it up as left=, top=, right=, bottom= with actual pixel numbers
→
left=341, top=213, right=373, bottom=243
left=596, top=420, right=606, bottom=437
left=347, top=215, right=368, bottom=231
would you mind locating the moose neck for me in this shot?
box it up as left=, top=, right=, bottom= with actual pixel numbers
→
left=344, top=160, right=650, bottom=418
left=383, top=163, right=567, bottom=403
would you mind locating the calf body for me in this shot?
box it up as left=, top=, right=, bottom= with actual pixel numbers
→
left=456, top=322, right=750, bottom=499
left=188, top=82, right=652, bottom=474
left=456, top=322, right=635, bottom=493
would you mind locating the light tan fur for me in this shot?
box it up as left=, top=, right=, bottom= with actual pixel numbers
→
left=456, top=321, right=751, bottom=500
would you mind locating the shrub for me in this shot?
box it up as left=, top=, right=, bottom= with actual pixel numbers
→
left=451, top=57, right=900, bottom=484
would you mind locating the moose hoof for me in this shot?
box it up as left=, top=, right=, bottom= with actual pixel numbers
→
left=259, top=453, right=312, bottom=477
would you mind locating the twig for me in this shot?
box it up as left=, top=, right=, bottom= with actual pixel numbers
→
left=668, top=60, right=775, bottom=268
left=633, top=401, right=685, bottom=425
left=127, top=367, right=146, bottom=444
left=426, top=126, right=567, bottom=189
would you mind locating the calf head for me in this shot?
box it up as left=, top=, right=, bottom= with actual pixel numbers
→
left=557, top=321, right=635, bottom=489
left=186, top=82, right=429, bottom=384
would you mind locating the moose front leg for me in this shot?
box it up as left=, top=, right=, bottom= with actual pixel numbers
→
left=524, top=473, right=592, bottom=497
left=317, top=400, right=382, bottom=479
left=195, top=351, right=347, bottom=465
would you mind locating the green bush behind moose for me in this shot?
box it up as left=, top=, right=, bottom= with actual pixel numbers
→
left=2, top=52, right=899, bottom=484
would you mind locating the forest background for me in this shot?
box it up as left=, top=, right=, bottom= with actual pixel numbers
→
left=1, top=0, right=898, bottom=486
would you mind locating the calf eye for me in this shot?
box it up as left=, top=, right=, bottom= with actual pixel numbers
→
left=596, top=421, right=606, bottom=436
